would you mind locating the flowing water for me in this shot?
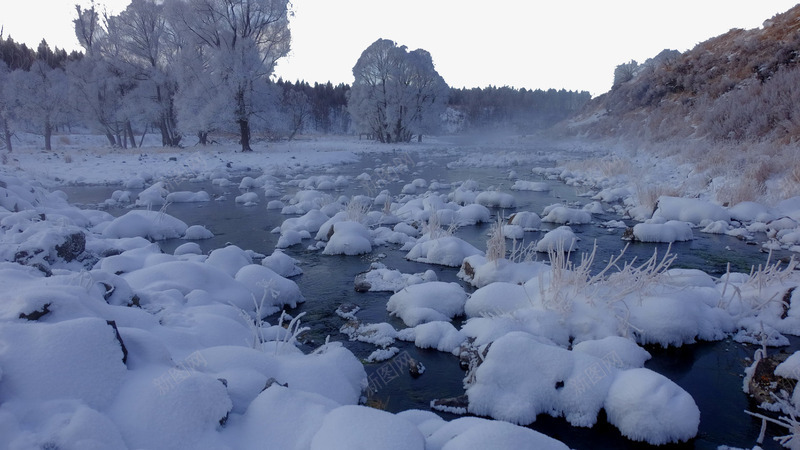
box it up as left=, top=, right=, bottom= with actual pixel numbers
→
left=61, top=148, right=796, bottom=450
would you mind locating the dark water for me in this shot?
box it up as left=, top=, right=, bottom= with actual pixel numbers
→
left=60, top=149, right=796, bottom=450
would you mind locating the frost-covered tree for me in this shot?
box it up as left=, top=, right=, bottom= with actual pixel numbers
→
left=613, top=60, right=639, bottom=88
left=70, top=4, right=131, bottom=147
left=348, top=39, right=448, bottom=143
left=0, top=61, right=12, bottom=152
left=5, top=62, right=70, bottom=150
left=105, top=0, right=181, bottom=146
left=167, top=0, right=292, bottom=151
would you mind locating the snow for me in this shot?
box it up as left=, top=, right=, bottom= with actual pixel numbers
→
left=465, top=331, right=697, bottom=442
left=508, top=211, right=542, bottom=230
left=427, top=416, right=570, bottom=450
left=261, top=249, right=303, bottom=277
left=357, top=263, right=437, bottom=292
left=398, top=321, right=467, bottom=354
left=631, top=220, right=693, bottom=243
left=3, top=134, right=800, bottom=448
left=100, top=210, right=188, bottom=240
left=184, top=224, right=214, bottom=239
left=541, top=205, right=592, bottom=224
left=405, top=234, right=484, bottom=267
left=0, top=318, right=127, bottom=410
left=322, top=220, right=373, bottom=255
left=511, top=180, right=550, bottom=191
left=535, top=226, right=579, bottom=252
left=604, top=368, right=700, bottom=445
left=386, top=282, right=468, bottom=326
left=654, top=196, right=730, bottom=224
left=475, top=190, right=516, bottom=208
left=310, top=405, right=426, bottom=450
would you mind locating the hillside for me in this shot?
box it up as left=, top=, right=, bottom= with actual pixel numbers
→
left=557, top=4, right=800, bottom=205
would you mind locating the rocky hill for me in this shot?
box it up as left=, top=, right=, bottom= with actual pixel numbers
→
left=566, top=5, right=800, bottom=144
left=555, top=5, right=800, bottom=205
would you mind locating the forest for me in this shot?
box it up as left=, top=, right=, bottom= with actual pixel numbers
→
left=0, top=21, right=589, bottom=152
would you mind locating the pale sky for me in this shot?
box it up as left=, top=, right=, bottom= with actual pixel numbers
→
left=1, top=1, right=798, bottom=96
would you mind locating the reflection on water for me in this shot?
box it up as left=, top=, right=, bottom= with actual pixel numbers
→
left=60, top=149, right=794, bottom=449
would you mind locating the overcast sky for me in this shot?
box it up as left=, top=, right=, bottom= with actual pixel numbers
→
left=1, top=1, right=798, bottom=96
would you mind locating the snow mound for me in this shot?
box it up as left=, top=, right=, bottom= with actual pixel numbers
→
left=631, top=220, right=693, bottom=243
left=405, top=235, right=483, bottom=267
left=604, top=368, right=699, bottom=445
left=261, top=249, right=303, bottom=277
left=310, top=405, right=426, bottom=450
left=387, top=282, right=468, bottom=326
left=535, top=226, right=578, bottom=252
left=475, top=191, right=516, bottom=208
left=459, top=255, right=549, bottom=288
left=541, top=206, right=592, bottom=224
left=511, top=180, right=550, bottom=191
left=428, top=416, right=569, bottom=450
left=654, top=196, right=729, bottom=225
left=101, top=210, right=188, bottom=240
left=0, top=318, right=127, bottom=410
left=508, top=211, right=542, bottom=230
left=323, top=221, right=373, bottom=255
left=465, top=331, right=697, bottom=444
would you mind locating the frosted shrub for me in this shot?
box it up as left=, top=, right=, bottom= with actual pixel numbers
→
left=345, top=198, right=371, bottom=222
left=486, top=218, right=506, bottom=263
left=540, top=242, right=676, bottom=314
left=425, top=208, right=458, bottom=239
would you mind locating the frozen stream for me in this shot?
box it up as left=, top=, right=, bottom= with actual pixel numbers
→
left=61, top=148, right=796, bottom=450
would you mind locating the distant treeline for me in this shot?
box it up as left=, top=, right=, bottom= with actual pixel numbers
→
left=1, top=31, right=591, bottom=149
left=447, top=86, right=592, bottom=132
left=0, top=35, right=82, bottom=71
left=276, top=79, right=592, bottom=136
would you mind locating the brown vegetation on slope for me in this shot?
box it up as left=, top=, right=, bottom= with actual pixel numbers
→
left=566, top=4, right=800, bottom=144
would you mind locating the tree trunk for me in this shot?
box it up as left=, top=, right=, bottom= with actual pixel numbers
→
left=126, top=121, right=136, bottom=148
left=3, top=117, right=13, bottom=152
left=417, top=134, right=422, bottom=143
left=139, top=124, right=148, bottom=148
left=239, top=119, right=252, bottom=152
left=198, top=131, right=208, bottom=146
left=105, top=132, right=116, bottom=146
left=44, top=121, right=52, bottom=151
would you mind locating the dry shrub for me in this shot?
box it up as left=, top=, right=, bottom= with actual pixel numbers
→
left=635, top=183, right=679, bottom=213
left=58, top=135, right=72, bottom=145
left=598, top=157, right=629, bottom=178
left=63, top=153, right=72, bottom=164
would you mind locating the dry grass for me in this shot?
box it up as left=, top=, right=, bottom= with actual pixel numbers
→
left=634, top=182, right=679, bottom=213
left=486, top=218, right=506, bottom=263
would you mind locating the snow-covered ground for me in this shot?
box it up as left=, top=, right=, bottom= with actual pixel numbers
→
left=2, top=133, right=800, bottom=448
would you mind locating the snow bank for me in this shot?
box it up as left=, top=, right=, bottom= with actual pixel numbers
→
left=654, top=196, right=729, bottom=224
